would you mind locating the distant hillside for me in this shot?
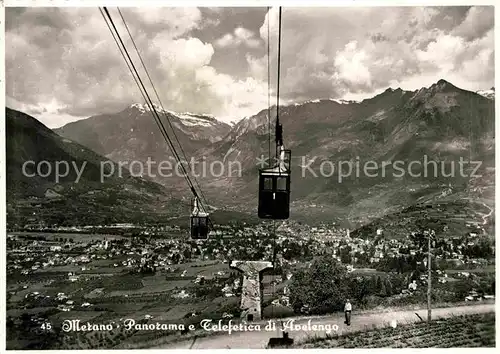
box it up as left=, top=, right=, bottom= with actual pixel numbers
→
left=350, top=198, right=492, bottom=240
left=5, top=107, right=187, bottom=226
left=6, top=107, right=261, bottom=228
left=214, top=80, right=495, bottom=227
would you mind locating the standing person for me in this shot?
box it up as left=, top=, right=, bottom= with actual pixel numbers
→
left=344, top=299, right=352, bottom=325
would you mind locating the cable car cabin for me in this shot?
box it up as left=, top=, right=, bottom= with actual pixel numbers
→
left=258, top=168, right=290, bottom=219
left=190, top=213, right=209, bottom=240
left=258, top=150, right=291, bottom=220
left=190, top=197, right=210, bottom=240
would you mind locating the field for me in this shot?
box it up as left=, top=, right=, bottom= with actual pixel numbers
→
left=447, top=265, right=495, bottom=274
left=7, top=227, right=495, bottom=350
left=6, top=256, right=243, bottom=350
left=9, top=231, right=127, bottom=242
left=298, top=312, right=495, bottom=348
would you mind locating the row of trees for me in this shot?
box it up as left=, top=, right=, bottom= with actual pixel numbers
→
left=288, top=254, right=495, bottom=316
left=288, top=256, right=409, bottom=315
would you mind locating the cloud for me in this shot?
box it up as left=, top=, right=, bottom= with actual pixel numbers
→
left=6, top=7, right=269, bottom=126
left=214, top=27, right=261, bottom=48
left=121, top=7, right=203, bottom=39
left=5, top=6, right=494, bottom=128
left=6, top=96, right=85, bottom=128
left=249, top=6, right=494, bottom=102
left=333, top=41, right=373, bottom=91
left=452, top=6, right=494, bottom=41
left=215, top=33, right=234, bottom=47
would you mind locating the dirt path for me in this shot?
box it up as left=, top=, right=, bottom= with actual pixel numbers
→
left=155, top=303, right=494, bottom=349
left=480, top=201, right=494, bottom=225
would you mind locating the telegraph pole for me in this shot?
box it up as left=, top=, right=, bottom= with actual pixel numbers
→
left=427, top=229, right=435, bottom=323
left=427, top=232, right=431, bottom=322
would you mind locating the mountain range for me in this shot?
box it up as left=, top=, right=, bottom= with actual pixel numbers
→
left=5, top=108, right=255, bottom=227
left=6, top=79, right=495, bottom=231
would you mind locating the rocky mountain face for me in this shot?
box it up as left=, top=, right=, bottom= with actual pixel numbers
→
left=216, top=80, right=494, bottom=226
left=55, top=103, right=231, bottom=165
left=23, top=80, right=496, bottom=227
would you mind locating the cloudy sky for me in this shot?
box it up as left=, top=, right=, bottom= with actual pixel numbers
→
left=6, top=6, right=494, bottom=128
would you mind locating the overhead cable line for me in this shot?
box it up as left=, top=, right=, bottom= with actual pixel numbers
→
left=99, top=7, right=212, bottom=227
left=267, top=6, right=272, bottom=167
left=275, top=6, right=283, bottom=158
left=116, top=7, right=211, bottom=214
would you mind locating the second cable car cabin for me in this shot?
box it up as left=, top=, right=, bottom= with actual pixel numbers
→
left=190, top=197, right=210, bottom=240
left=258, top=147, right=291, bottom=219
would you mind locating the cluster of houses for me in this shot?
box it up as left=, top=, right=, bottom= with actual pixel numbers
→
left=8, top=218, right=493, bottom=320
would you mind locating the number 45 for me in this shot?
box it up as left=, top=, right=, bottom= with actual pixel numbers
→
left=41, top=323, right=52, bottom=330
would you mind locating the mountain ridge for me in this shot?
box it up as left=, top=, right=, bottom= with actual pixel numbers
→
left=5, top=107, right=259, bottom=227
left=7, top=79, right=495, bottom=227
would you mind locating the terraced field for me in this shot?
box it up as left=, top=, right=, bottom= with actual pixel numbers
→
left=298, top=312, right=495, bottom=348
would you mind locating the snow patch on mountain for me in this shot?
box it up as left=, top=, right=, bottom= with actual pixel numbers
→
left=329, top=98, right=360, bottom=104
left=130, top=103, right=168, bottom=114
left=175, top=111, right=216, bottom=120
left=292, top=98, right=360, bottom=106
left=476, top=88, right=495, bottom=100
left=233, top=116, right=257, bottom=140
left=130, top=103, right=221, bottom=127
left=223, top=146, right=241, bottom=163
left=174, top=113, right=216, bottom=127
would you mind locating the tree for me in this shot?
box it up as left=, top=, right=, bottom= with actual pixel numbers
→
left=379, top=281, right=387, bottom=297
left=6, top=316, right=14, bottom=331
left=183, top=248, right=192, bottom=260
left=384, top=278, right=393, bottom=296
left=374, top=276, right=383, bottom=293
left=347, top=276, right=372, bottom=306
left=288, top=256, right=350, bottom=315
left=340, top=249, right=352, bottom=264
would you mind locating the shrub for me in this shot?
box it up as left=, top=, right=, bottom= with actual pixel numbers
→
left=289, top=256, right=350, bottom=314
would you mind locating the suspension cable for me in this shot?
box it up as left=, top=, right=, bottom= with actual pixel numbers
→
left=272, top=7, right=283, bottom=330
left=99, top=8, right=149, bottom=120
left=102, top=8, right=191, bottom=194
left=116, top=7, right=211, bottom=214
left=267, top=6, right=272, bottom=167
left=275, top=6, right=284, bottom=162
left=276, top=6, right=282, bottom=128
left=272, top=219, right=277, bottom=332
left=99, top=9, right=178, bottom=177
left=100, top=7, right=213, bottom=228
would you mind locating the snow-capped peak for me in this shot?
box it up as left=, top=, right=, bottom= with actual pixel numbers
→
left=329, top=98, right=360, bottom=105
left=174, top=111, right=215, bottom=120
left=169, top=111, right=221, bottom=127
left=130, top=103, right=168, bottom=114
left=130, top=103, right=223, bottom=127
left=291, top=98, right=360, bottom=107
left=476, top=87, right=495, bottom=100
left=174, top=113, right=217, bottom=127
